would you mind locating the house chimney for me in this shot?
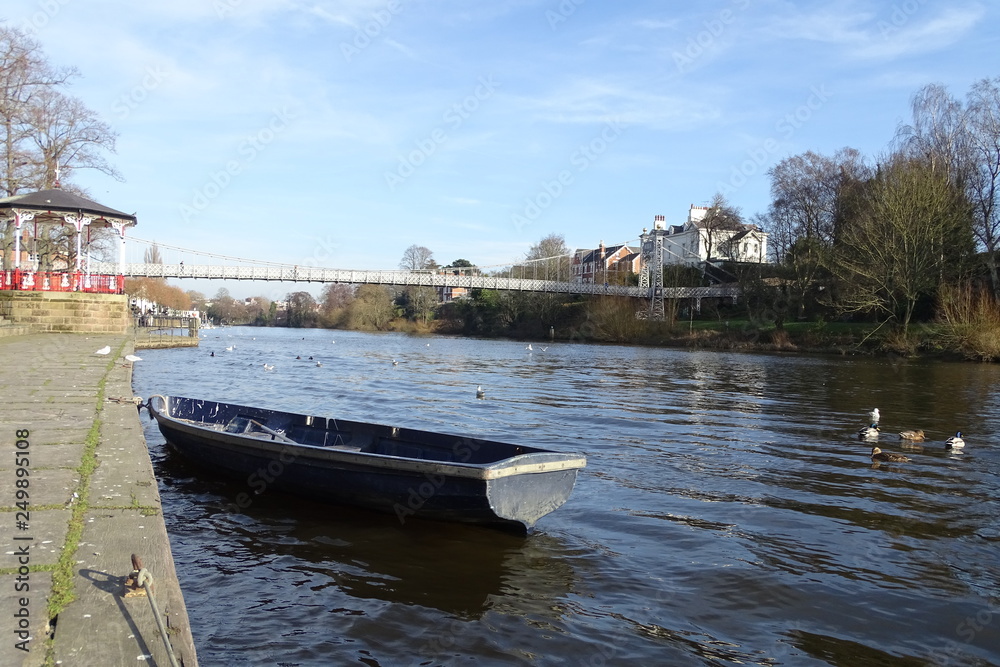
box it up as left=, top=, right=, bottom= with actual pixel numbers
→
left=653, top=214, right=666, bottom=230
left=599, top=240, right=605, bottom=260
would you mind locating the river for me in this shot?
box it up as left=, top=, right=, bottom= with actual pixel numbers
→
left=131, top=326, right=1000, bottom=666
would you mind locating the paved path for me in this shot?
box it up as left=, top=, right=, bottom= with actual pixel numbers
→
left=0, top=334, right=197, bottom=667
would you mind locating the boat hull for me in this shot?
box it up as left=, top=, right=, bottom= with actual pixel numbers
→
left=148, top=396, right=585, bottom=530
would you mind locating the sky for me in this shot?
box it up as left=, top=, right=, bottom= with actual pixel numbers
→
left=3, top=0, right=996, bottom=299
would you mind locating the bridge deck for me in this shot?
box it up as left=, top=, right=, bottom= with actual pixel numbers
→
left=93, top=262, right=739, bottom=299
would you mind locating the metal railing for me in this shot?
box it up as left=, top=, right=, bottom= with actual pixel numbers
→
left=95, top=262, right=739, bottom=300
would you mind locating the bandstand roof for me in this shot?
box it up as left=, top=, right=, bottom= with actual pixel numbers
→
left=0, top=188, right=137, bottom=227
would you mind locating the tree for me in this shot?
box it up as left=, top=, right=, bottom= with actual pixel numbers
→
left=400, top=245, right=434, bottom=271
left=346, top=284, right=394, bottom=330
left=896, top=83, right=969, bottom=184
left=966, top=77, right=1000, bottom=297
left=0, top=27, right=120, bottom=270
left=0, top=26, right=75, bottom=196
left=286, top=291, right=319, bottom=328
left=143, top=244, right=163, bottom=264
left=320, top=283, right=354, bottom=312
left=833, top=155, right=974, bottom=332
left=397, top=286, right=437, bottom=323
left=0, top=27, right=116, bottom=194
left=207, top=287, right=246, bottom=325
left=699, top=192, right=744, bottom=261
left=320, top=283, right=354, bottom=326
left=521, top=233, right=570, bottom=281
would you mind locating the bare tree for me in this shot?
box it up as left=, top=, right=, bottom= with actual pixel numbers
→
left=699, top=192, right=744, bottom=261
left=523, top=233, right=570, bottom=280
left=0, top=26, right=78, bottom=195
left=27, top=86, right=121, bottom=187
left=966, top=77, right=1000, bottom=297
left=399, top=244, right=435, bottom=271
left=896, top=83, right=970, bottom=184
left=143, top=244, right=163, bottom=264
left=833, top=155, right=974, bottom=332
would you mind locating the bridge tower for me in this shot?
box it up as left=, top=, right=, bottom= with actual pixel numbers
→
left=639, top=216, right=668, bottom=320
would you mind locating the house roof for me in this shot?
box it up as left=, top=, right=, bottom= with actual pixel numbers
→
left=0, top=188, right=137, bottom=226
left=575, top=244, right=637, bottom=264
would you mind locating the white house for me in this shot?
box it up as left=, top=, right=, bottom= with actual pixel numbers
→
left=651, top=205, right=768, bottom=266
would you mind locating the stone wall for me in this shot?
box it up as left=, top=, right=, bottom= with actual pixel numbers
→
left=0, top=291, right=131, bottom=334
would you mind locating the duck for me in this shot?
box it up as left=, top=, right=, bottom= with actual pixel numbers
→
left=898, top=429, right=925, bottom=441
left=858, top=423, right=880, bottom=440
left=945, top=432, right=965, bottom=449
left=871, top=446, right=910, bottom=463
left=869, top=407, right=880, bottom=424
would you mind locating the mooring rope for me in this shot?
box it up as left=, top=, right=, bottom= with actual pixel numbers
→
left=130, top=554, right=181, bottom=667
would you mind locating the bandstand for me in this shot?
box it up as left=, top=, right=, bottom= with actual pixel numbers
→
left=0, top=188, right=137, bottom=334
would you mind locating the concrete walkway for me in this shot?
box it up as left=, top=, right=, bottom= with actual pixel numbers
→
left=0, top=334, right=197, bottom=667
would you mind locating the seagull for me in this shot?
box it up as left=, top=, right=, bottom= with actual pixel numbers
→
left=945, top=432, right=965, bottom=449
left=95, top=346, right=111, bottom=355
left=871, top=446, right=910, bottom=463
left=392, top=359, right=399, bottom=366
left=125, top=354, right=142, bottom=362
left=858, top=423, right=880, bottom=440
left=225, top=345, right=234, bottom=352
left=476, top=385, right=485, bottom=399
left=316, top=361, right=322, bottom=367
left=541, top=346, right=548, bottom=352
left=869, top=408, right=880, bottom=424
left=263, top=363, right=275, bottom=371
left=526, top=344, right=533, bottom=351
left=898, top=429, right=924, bottom=441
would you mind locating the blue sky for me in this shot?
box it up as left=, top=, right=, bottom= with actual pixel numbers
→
left=4, top=0, right=996, bottom=298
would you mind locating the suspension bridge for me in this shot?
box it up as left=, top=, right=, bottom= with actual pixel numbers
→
left=91, top=236, right=739, bottom=303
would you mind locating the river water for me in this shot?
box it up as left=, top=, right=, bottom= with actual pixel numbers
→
left=131, top=326, right=1000, bottom=666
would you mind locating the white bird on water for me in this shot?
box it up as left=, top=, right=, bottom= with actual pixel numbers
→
left=476, top=385, right=485, bottom=399
left=869, top=407, right=880, bottom=424
left=392, top=359, right=399, bottom=366
left=94, top=346, right=111, bottom=355
left=263, top=363, right=275, bottom=372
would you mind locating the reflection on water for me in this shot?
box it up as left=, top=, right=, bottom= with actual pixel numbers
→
left=134, top=327, right=1000, bottom=665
